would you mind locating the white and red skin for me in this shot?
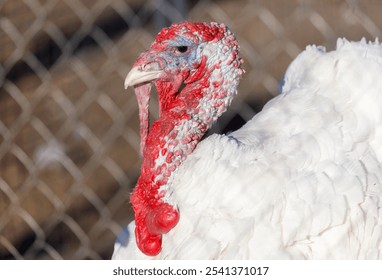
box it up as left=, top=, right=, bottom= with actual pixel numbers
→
left=128, top=22, right=244, bottom=256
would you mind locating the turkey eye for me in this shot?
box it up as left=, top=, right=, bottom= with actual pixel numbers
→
left=176, top=46, right=188, bottom=53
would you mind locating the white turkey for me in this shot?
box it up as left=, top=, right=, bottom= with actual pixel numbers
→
left=112, top=21, right=382, bottom=259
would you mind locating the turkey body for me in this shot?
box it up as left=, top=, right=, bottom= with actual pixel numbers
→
left=113, top=39, right=382, bottom=259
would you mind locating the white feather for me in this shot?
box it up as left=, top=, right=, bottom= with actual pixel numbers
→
left=113, top=39, right=382, bottom=259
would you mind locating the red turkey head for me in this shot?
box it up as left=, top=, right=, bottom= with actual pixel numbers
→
left=124, top=22, right=244, bottom=256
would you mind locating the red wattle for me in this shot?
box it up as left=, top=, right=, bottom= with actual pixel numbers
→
left=146, top=204, right=180, bottom=234
left=135, top=222, right=162, bottom=256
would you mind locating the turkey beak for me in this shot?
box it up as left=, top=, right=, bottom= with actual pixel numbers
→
left=124, top=64, right=163, bottom=89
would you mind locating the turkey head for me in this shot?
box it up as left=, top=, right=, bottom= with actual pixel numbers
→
left=124, top=22, right=244, bottom=256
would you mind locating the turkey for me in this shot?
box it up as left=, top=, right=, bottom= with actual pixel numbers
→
left=112, top=21, right=382, bottom=259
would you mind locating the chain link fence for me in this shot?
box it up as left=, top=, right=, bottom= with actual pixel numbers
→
left=1, top=0, right=381, bottom=259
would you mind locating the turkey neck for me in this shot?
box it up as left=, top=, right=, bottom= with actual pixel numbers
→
left=131, top=32, right=244, bottom=256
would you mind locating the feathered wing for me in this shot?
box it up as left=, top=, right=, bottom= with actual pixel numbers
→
left=113, top=39, right=382, bottom=259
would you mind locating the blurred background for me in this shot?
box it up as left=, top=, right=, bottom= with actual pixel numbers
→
left=1, top=0, right=381, bottom=260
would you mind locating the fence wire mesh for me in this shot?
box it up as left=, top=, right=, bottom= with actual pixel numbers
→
left=1, top=0, right=382, bottom=259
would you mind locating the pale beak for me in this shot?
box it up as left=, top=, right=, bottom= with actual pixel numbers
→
left=124, top=67, right=163, bottom=89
